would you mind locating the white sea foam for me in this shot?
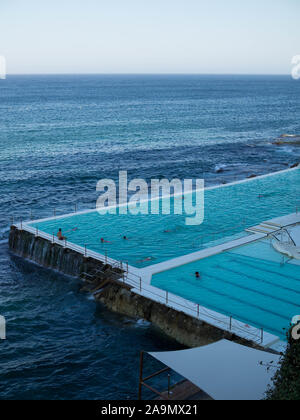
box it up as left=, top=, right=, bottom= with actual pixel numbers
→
left=135, top=319, right=151, bottom=327
left=215, top=164, right=227, bottom=173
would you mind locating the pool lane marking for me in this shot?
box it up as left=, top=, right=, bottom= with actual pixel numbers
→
left=228, top=254, right=300, bottom=285
left=212, top=264, right=300, bottom=307
left=199, top=272, right=291, bottom=322
left=222, top=260, right=300, bottom=294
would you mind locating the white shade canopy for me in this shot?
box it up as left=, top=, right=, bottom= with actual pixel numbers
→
left=149, top=340, right=280, bottom=400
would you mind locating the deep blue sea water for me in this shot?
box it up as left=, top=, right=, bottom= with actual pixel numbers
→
left=0, top=75, right=300, bottom=399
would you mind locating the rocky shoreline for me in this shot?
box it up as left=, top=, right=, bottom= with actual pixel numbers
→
left=273, top=134, right=300, bottom=146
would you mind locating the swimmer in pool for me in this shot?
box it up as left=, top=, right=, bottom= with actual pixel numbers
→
left=195, top=272, right=201, bottom=279
left=64, top=227, right=78, bottom=234
left=123, top=236, right=129, bottom=240
left=101, top=238, right=112, bottom=244
left=57, top=229, right=67, bottom=241
left=164, top=225, right=183, bottom=234
left=137, top=257, right=155, bottom=263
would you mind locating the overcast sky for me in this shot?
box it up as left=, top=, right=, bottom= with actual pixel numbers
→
left=1, top=0, right=299, bottom=74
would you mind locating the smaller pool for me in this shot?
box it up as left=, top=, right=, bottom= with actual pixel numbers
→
left=151, top=240, right=300, bottom=340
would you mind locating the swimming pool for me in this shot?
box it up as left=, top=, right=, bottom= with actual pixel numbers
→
left=151, top=239, right=300, bottom=339
left=29, top=168, right=300, bottom=268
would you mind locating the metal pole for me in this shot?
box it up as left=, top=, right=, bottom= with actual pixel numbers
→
left=166, top=291, right=169, bottom=304
left=105, top=251, right=107, bottom=264
left=140, top=277, right=142, bottom=293
left=54, top=208, right=56, bottom=218
left=64, top=239, right=67, bottom=248
left=261, top=328, right=264, bottom=344
left=36, top=228, right=38, bottom=237
left=197, top=304, right=200, bottom=318
left=138, top=351, right=144, bottom=401
left=230, top=316, right=233, bottom=331
left=52, top=233, right=55, bottom=244
left=84, top=245, right=87, bottom=258
left=168, top=374, right=171, bottom=399
left=75, top=203, right=77, bottom=213
left=20, top=218, right=23, bottom=231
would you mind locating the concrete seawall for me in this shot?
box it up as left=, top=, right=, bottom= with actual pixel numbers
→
left=9, top=226, right=261, bottom=348
left=9, top=226, right=101, bottom=277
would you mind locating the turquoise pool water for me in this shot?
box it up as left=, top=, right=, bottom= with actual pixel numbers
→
left=30, top=168, right=300, bottom=268
left=152, top=240, right=300, bottom=339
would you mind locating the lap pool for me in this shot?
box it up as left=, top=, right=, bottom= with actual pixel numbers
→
left=29, top=167, right=300, bottom=268
left=151, top=239, right=300, bottom=340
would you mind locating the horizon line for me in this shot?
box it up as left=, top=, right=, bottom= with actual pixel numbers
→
left=5, top=72, right=292, bottom=77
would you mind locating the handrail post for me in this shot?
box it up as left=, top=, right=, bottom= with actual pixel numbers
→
left=166, top=291, right=169, bottom=304
left=20, top=218, right=23, bottom=231
left=84, top=245, right=87, bottom=258
left=138, top=351, right=144, bottom=401
left=105, top=251, right=107, bottom=264
left=261, top=328, right=264, bottom=344
left=36, top=228, right=39, bottom=237
left=54, top=208, right=56, bottom=218
left=197, top=304, right=200, bottom=318
left=52, top=233, right=55, bottom=244
left=229, top=316, right=233, bottom=331
left=140, top=277, right=142, bottom=292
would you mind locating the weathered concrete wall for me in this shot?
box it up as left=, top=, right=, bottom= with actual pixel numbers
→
left=9, top=227, right=260, bottom=349
left=94, top=283, right=225, bottom=347
left=9, top=226, right=103, bottom=277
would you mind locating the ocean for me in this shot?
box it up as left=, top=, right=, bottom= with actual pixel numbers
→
left=0, top=75, right=299, bottom=399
